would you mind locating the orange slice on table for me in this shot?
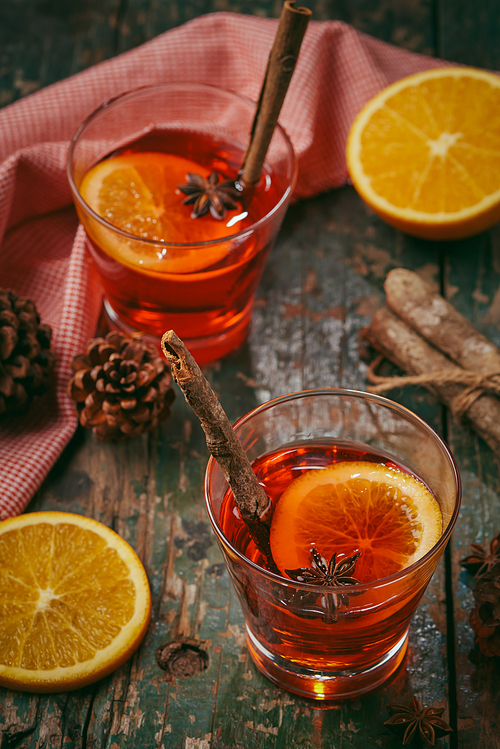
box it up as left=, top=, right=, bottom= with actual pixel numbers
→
left=0, top=511, right=151, bottom=693
left=269, top=462, right=442, bottom=583
left=346, top=67, right=500, bottom=240
left=80, top=152, right=241, bottom=274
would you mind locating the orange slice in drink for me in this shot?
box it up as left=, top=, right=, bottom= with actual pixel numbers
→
left=346, top=67, right=500, bottom=240
left=269, top=462, right=442, bottom=583
left=0, top=512, right=151, bottom=692
left=79, top=152, right=244, bottom=274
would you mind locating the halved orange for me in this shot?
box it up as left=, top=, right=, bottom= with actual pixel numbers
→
left=270, top=462, right=442, bottom=583
left=79, top=152, right=241, bottom=274
left=0, top=511, right=151, bottom=692
left=346, top=67, right=500, bottom=240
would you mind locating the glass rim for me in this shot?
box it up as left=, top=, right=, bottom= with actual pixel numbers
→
left=66, top=81, right=298, bottom=250
left=204, top=387, right=462, bottom=592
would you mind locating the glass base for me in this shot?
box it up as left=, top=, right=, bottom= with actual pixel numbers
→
left=245, top=627, right=409, bottom=700
left=102, top=298, right=252, bottom=365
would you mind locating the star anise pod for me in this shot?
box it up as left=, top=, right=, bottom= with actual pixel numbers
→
left=460, top=532, right=500, bottom=577
left=286, top=547, right=361, bottom=586
left=285, top=548, right=361, bottom=623
left=385, top=697, right=453, bottom=746
left=178, top=171, right=240, bottom=220
left=469, top=561, right=500, bottom=656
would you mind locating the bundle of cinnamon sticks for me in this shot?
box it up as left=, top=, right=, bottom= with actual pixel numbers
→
left=365, top=268, right=500, bottom=455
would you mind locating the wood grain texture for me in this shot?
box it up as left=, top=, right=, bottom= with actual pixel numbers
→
left=0, top=0, right=122, bottom=106
left=1, top=0, right=499, bottom=747
left=438, top=0, right=500, bottom=68
left=0, top=188, right=454, bottom=749
left=0, top=191, right=444, bottom=749
left=437, top=10, right=500, bottom=744
left=443, top=233, right=500, bottom=749
left=0, top=0, right=437, bottom=108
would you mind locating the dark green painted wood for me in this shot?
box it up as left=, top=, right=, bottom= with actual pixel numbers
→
left=442, top=235, right=500, bottom=749
left=1, top=0, right=499, bottom=747
left=438, top=0, right=500, bottom=68
left=436, top=5, right=500, bottom=746
left=0, top=0, right=122, bottom=107
left=0, top=0, right=437, bottom=108
left=0, top=189, right=454, bottom=749
left=115, top=0, right=436, bottom=56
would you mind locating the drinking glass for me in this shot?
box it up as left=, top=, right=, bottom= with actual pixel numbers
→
left=67, top=83, right=297, bottom=364
left=204, top=389, right=461, bottom=699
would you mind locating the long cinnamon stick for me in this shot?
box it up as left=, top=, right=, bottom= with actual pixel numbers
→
left=385, top=268, right=500, bottom=374
left=161, top=331, right=279, bottom=573
left=240, top=0, right=311, bottom=187
left=366, top=307, right=500, bottom=455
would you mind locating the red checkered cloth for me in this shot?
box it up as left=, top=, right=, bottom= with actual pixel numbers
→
left=0, top=13, right=447, bottom=519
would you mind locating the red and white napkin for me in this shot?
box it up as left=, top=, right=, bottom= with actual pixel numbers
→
left=0, top=12, right=448, bottom=519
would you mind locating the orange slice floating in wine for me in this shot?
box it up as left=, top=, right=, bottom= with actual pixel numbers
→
left=270, top=461, right=442, bottom=583
left=80, top=152, right=244, bottom=274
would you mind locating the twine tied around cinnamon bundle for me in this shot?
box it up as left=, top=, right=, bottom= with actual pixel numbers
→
left=366, top=355, right=500, bottom=421
left=365, top=271, right=500, bottom=456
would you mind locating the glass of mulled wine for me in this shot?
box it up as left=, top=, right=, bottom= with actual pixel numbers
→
left=67, top=83, right=297, bottom=364
left=204, top=389, right=461, bottom=700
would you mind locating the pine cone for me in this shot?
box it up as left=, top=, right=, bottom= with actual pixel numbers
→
left=470, top=562, right=500, bottom=657
left=0, top=289, right=55, bottom=416
left=67, top=331, right=175, bottom=441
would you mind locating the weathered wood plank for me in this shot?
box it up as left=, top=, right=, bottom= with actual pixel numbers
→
left=0, top=0, right=437, bottom=110
left=438, top=0, right=500, bottom=68
left=0, top=0, right=122, bottom=107
left=437, top=0, right=500, bottom=742
left=3, top=0, right=498, bottom=746
left=246, top=187, right=452, bottom=747
left=444, top=233, right=500, bottom=749
left=116, top=0, right=436, bottom=56
left=0, top=187, right=454, bottom=749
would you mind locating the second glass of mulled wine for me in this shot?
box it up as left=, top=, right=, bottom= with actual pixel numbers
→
left=205, top=389, right=461, bottom=700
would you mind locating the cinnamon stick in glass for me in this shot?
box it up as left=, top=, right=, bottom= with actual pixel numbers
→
left=384, top=268, right=500, bottom=374
left=366, top=307, right=500, bottom=455
left=240, top=0, right=311, bottom=188
left=161, top=330, right=279, bottom=573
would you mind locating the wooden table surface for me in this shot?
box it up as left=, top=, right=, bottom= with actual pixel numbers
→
left=1, top=1, right=500, bottom=747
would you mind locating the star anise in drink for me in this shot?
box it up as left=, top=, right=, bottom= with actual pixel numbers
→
left=384, top=697, right=453, bottom=746
left=284, top=547, right=361, bottom=623
left=460, top=532, right=500, bottom=577
left=178, top=171, right=240, bottom=219
left=286, top=547, right=361, bottom=586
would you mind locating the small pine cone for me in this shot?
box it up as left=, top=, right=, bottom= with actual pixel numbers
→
left=0, top=289, right=55, bottom=416
left=67, top=331, right=175, bottom=441
left=470, top=562, right=500, bottom=657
